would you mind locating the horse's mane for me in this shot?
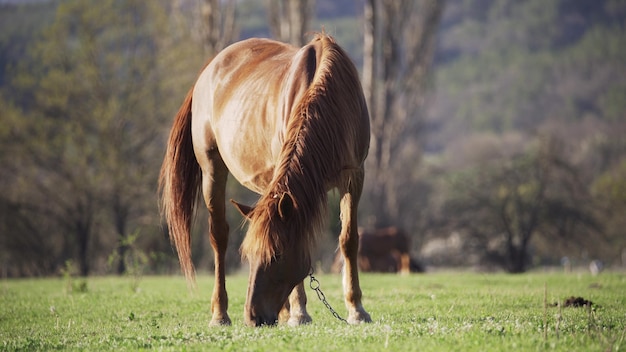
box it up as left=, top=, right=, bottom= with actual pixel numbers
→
left=240, top=33, right=367, bottom=265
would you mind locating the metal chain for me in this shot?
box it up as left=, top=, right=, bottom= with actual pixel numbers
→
left=308, top=270, right=348, bottom=324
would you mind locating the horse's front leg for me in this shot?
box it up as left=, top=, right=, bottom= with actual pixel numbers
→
left=339, top=170, right=372, bottom=324
left=279, top=282, right=312, bottom=326
left=202, top=153, right=231, bottom=326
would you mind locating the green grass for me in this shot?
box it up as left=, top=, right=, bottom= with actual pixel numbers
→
left=1, top=271, right=625, bottom=351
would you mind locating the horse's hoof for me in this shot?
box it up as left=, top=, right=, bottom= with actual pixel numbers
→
left=287, top=314, right=313, bottom=327
left=209, top=315, right=232, bottom=326
left=347, top=310, right=372, bottom=324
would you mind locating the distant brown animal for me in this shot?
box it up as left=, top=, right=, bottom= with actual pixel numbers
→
left=332, top=227, right=419, bottom=274
left=160, top=33, right=371, bottom=327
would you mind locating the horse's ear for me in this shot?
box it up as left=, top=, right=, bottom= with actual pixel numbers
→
left=277, top=192, right=295, bottom=221
left=230, top=199, right=254, bottom=219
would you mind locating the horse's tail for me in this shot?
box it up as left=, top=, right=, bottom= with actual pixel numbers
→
left=159, top=85, right=201, bottom=284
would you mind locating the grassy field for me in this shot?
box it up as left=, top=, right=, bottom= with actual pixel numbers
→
left=1, top=271, right=625, bottom=351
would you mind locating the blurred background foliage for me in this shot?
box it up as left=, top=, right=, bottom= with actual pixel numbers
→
left=0, top=0, right=624, bottom=277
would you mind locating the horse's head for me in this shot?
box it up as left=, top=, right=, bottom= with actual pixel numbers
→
left=243, top=248, right=310, bottom=326
left=232, top=194, right=311, bottom=326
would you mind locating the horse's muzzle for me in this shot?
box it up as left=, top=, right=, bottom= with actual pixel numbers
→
left=244, top=300, right=281, bottom=327
left=246, top=313, right=279, bottom=327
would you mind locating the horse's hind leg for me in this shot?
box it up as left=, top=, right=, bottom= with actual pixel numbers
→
left=279, top=282, right=312, bottom=326
left=399, top=253, right=411, bottom=275
left=201, top=150, right=231, bottom=326
left=338, top=169, right=372, bottom=324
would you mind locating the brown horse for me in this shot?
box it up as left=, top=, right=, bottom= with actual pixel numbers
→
left=160, top=33, right=371, bottom=327
left=332, top=227, right=419, bottom=274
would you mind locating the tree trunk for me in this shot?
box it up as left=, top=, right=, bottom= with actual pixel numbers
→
left=507, top=246, right=527, bottom=273
left=199, top=0, right=237, bottom=56
left=114, top=198, right=128, bottom=275
left=267, top=0, right=314, bottom=46
left=77, top=221, right=91, bottom=277
left=362, top=0, right=445, bottom=228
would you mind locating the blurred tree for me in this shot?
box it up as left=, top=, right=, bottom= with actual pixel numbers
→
left=170, top=0, right=237, bottom=58
left=423, top=0, right=626, bottom=268
left=591, top=153, right=626, bottom=265
left=2, top=0, right=176, bottom=276
left=198, top=0, right=237, bottom=56
left=0, top=2, right=55, bottom=88
left=443, top=137, right=601, bottom=272
left=267, top=0, right=315, bottom=46
left=362, top=0, right=445, bottom=230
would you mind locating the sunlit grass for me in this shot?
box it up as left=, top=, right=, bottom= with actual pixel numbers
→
left=1, top=272, right=625, bottom=351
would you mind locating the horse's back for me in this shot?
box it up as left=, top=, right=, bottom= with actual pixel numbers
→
left=191, top=35, right=369, bottom=194
left=359, top=227, right=410, bottom=255
left=191, top=38, right=298, bottom=192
